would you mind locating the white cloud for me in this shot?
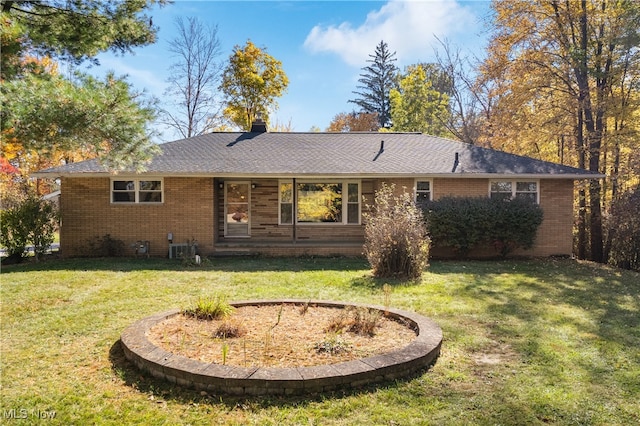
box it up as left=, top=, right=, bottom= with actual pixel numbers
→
left=303, top=0, right=477, bottom=67
left=94, top=56, right=168, bottom=95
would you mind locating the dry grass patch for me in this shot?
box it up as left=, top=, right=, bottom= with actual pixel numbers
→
left=148, top=304, right=416, bottom=367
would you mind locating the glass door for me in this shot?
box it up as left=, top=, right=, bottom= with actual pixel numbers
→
left=225, top=182, right=250, bottom=237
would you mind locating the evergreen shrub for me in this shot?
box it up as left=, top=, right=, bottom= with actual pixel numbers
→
left=606, top=189, right=640, bottom=271
left=423, top=196, right=543, bottom=258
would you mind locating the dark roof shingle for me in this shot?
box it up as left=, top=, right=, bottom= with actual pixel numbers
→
left=36, top=132, right=601, bottom=178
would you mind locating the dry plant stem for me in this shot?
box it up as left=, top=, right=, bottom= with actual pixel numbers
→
left=149, top=304, right=416, bottom=368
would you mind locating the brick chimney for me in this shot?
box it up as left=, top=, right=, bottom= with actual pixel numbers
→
left=250, top=113, right=267, bottom=133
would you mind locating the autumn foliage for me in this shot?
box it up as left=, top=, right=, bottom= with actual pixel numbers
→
left=363, top=184, right=430, bottom=279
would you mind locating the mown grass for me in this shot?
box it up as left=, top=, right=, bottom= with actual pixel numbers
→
left=1, top=256, right=638, bottom=425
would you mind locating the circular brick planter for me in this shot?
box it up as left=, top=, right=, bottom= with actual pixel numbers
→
left=120, top=300, right=442, bottom=396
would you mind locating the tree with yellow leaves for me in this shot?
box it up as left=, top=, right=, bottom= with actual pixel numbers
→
left=480, top=0, right=640, bottom=262
left=219, top=40, right=289, bottom=131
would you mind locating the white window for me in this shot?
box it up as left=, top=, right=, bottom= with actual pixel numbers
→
left=490, top=180, right=538, bottom=203
left=415, top=180, right=432, bottom=208
left=112, top=179, right=163, bottom=204
left=279, top=180, right=360, bottom=225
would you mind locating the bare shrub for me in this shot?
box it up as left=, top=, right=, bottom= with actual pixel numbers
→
left=363, top=183, right=430, bottom=279
left=325, top=310, right=352, bottom=334
left=349, top=307, right=381, bottom=336
left=214, top=319, right=247, bottom=339
left=325, top=307, right=382, bottom=337
left=85, top=234, right=125, bottom=257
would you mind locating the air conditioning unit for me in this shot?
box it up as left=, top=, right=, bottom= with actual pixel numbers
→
left=169, top=243, right=189, bottom=259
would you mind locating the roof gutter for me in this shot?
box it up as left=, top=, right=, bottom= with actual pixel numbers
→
left=34, top=171, right=606, bottom=180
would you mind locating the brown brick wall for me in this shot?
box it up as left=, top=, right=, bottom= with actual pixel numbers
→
left=531, top=179, right=574, bottom=256
left=428, top=178, right=574, bottom=257
left=60, top=176, right=575, bottom=258
left=433, top=177, right=488, bottom=198
left=60, top=177, right=214, bottom=257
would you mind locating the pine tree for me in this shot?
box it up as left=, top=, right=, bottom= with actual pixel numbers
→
left=349, top=41, right=398, bottom=129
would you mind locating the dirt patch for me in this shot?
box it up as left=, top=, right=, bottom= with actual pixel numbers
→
left=148, top=304, right=417, bottom=368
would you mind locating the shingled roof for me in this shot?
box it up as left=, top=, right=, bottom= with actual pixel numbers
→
left=36, top=132, right=602, bottom=179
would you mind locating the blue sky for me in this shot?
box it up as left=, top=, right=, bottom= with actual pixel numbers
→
left=85, top=0, right=492, bottom=142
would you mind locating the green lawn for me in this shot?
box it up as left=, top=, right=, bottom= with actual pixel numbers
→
left=1, top=257, right=638, bottom=425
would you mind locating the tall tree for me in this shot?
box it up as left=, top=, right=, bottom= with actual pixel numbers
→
left=0, top=0, right=166, bottom=66
left=219, top=40, right=289, bottom=131
left=481, top=0, right=640, bottom=262
left=434, top=38, right=490, bottom=144
left=326, top=111, right=379, bottom=132
left=160, top=16, right=224, bottom=139
left=1, top=72, right=159, bottom=171
left=389, top=64, right=452, bottom=137
left=0, top=0, right=164, bottom=171
left=349, top=40, right=398, bottom=129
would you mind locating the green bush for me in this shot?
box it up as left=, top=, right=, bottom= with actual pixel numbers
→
left=423, top=196, right=543, bottom=258
left=489, top=197, right=544, bottom=256
left=606, top=189, right=640, bottom=271
left=0, top=206, right=30, bottom=262
left=421, top=197, right=490, bottom=257
left=183, top=295, right=235, bottom=320
left=363, top=183, right=430, bottom=279
left=85, top=234, right=126, bottom=257
left=0, top=195, right=58, bottom=263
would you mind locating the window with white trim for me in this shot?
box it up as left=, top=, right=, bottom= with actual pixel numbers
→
left=415, top=180, right=432, bottom=208
left=490, top=180, right=538, bottom=203
left=279, top=180, right=360, bottom=225
left=112, top=179, right=163, bottom=203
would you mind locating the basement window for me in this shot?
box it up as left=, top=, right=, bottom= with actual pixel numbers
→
left=112, top=179, right=163, bottom=204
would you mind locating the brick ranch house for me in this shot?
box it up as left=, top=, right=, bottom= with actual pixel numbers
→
left=36, top=121, right=602, bottom=258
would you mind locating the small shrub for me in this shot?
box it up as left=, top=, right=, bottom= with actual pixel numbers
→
left=325, top=310, right=352, bottom=334
left=179, top=238, right=200, bottom=266
left=0, top=205, right=30, bottom=263
left=325, top=307, right=382, bottom=337
left=0, top=194, right=58, bottom=263
left=183, top=295, right=234, bottom=320
left=86, top=234, right=125, bottom=257
left=314, top=333, right=350, bottom=355
left=606, top=189, right=640, bottom=271
left=363, top=183, right=430, bottom=279
left=214, top=319, right=247, bottom=339
left=349, top=307, right=381, bottom=337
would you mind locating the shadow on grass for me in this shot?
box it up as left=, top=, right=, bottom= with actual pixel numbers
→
left=448, top=258, right=640, bottom=398
left=348, top=274, right=424, bottom=291
left=0, top=255, right=371, bottom=274
left=107, top=339, right=432, bottom=409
